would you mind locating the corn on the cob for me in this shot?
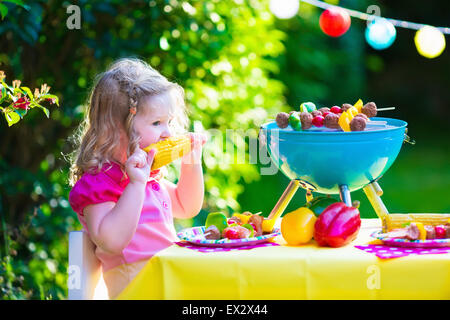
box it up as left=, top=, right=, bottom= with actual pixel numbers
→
left=143, top=135, right=191, bottom=170
left=382, top=213, right=450, bottom=232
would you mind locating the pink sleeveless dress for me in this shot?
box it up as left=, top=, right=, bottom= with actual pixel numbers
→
left=69, top=161, right=179, bottom=273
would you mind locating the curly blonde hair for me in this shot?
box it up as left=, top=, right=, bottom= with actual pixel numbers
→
left=68, top=58, right=189, bottom=186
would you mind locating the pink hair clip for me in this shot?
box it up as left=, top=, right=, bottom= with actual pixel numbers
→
left=129, top=106, right=137, bottom=115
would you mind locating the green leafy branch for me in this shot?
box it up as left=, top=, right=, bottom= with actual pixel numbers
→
left=0, top=71, right=59, bottom=127
left=0, top=0, right=30, bottom=20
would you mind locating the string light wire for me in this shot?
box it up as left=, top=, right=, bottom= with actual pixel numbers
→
left=300, top=0, right=450, bottom=35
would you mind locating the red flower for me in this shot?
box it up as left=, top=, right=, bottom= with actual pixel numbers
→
left=13, top=97, right=31, bottom=110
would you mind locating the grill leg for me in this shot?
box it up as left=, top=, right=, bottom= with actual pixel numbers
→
left=339, top=184, right=352, bottom=207
left=267, top=179, right=301, bottom=220
left=363, top=182, right=389, bottom=220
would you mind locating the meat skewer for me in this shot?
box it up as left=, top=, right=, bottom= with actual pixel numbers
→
left=377, top=107, right=396, bottom=111
left=383, top=222, right=450, bottom=240
left=274, top=101, right=396, bottom=131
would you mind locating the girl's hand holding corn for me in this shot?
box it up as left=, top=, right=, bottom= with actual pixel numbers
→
left=142, top=134, right=203, bottom=169
left=182, top=132, right=207, bottom=165
left=125, top=148, right=157, bottom=185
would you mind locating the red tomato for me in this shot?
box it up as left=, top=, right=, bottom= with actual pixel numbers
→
left=312, top=116, right=324, bottom=127
left=330, top=106, right=341, bottom=114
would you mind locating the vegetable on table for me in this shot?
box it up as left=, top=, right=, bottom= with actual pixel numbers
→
left=281, top=207, right=317, bottom=245
left=382, top=213, right=450, bottom=232
left=314, top=202, right=361, bottom=248
left=205, top=212, right=228, bottom=233
left=232, top=212, right=251, bottom=225
left=307, top=196, right=339, bottom=217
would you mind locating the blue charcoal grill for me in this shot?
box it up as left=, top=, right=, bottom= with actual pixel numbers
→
left=259, top=117, right=409, bottom=221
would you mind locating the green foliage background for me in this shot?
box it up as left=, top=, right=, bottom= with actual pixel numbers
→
left=0, top=0, right=448, bottom=299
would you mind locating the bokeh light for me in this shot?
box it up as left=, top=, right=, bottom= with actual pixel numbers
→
left=269, top=0, right=299, bottom=20
left=414, top=26, right=446, bottom=58
left=319, top=7, right=351, bottom=37
left=365, top=18, right=396, bottom=50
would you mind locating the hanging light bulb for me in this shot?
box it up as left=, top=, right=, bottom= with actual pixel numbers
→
left=319, top=7, right=351, bottom=37
left=365, top=18, right=396, bottom=50
left=269, top=0, right=299, bottom=20
left=414, top=26, right=446, bottom=58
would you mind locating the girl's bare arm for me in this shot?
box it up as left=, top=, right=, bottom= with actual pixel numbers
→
left=84, top=148, right=156, bottom=254
left=164, top=133, right=206, bottom=219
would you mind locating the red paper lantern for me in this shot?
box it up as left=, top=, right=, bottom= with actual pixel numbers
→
left=319, top=7, right=351, bottom=37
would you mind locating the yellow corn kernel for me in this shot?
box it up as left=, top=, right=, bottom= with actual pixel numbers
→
left=143, top=135, right=191, bottom=170
left=382, top=213, right=450, bottom=232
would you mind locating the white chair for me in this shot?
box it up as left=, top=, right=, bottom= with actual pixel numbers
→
left=68, top=231, right=109, bottom=300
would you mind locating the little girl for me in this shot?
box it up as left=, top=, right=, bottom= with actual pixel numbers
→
left=68, top=58, right=206, bottom=299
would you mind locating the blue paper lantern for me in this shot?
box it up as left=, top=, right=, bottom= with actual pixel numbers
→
left=365, top=18, right=396, bottom=50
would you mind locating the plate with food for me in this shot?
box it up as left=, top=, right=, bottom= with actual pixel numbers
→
left=371, top=221, right=450, bottom=248
left=177, top=211, right=281, bottom=247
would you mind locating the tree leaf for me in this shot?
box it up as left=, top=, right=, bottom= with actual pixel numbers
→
left=14, top=108, right=27, bottom=119
left=1, top=81, right=13, bottom=94
left=31, top=102, right=49, bottom=118
left=40, top=106, right=49, bottom=118
left=2, top=0, right=30, bottom=10
left=3, top=0, right=24, bottom=4
left=40, top=94, right=59, bottom=106
left=23, top=24, right=39, bottom=44
left=0, top=3, right=8, bottom=20
left=13, top=87, right=23, bottom=96
left=4, top=110, right=21, bottom=126
left=0, top=85, right=6, bottom=103
left=21, top=86, right=34, bottom=100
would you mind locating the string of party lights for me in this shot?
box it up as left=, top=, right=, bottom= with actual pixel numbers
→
left=269, top=0, right=448, bottom=58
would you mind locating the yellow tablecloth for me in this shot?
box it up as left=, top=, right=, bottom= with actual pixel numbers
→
left=117, top=219, right=450, bottom=300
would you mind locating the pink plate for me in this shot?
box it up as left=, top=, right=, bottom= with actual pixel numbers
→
left=371, top=230, right=450, bottom=248
left=177, top=226, right=281, bottom=248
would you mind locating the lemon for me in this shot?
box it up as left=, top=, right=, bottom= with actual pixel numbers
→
left=281, top=207, right=317, bottom=245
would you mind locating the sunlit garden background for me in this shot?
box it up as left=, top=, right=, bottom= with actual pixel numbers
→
left=0, top=0, right=448, bottom=299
